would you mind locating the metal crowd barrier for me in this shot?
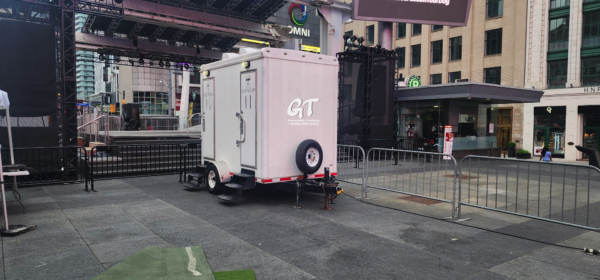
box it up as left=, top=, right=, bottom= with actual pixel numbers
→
left=458, top=156, right=600, bottom=231
left=0, top=146, right=85, bottom=187
left=364, top=148, right=458, bottom=218
left=336, top=145, right=366, bottom=197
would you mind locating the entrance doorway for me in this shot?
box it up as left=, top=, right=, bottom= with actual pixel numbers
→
left=534, top=127, right=566, bottom=158
left=583, top=128, right=599, bottom=159
left=497, top=109, right=512, bottom=151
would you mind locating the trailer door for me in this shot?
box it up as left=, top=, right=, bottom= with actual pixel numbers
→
left=202, top=78, right=215, bottom=159
left=240, top=71, right=256, bottom=168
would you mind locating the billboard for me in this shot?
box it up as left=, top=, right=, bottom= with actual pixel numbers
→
left=353, top=0, right=472, bottom=27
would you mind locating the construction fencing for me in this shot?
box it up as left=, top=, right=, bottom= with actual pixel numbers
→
left=337, top=145, right=600, bottom=231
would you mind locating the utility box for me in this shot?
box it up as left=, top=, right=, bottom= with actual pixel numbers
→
left=199, top=48, right=339, bottom=185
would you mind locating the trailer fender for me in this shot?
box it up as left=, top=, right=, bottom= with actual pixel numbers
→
left=210, top=161, right=231, bottom=183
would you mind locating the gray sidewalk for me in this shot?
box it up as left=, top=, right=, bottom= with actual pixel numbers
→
left=1, top=175, right=599, bottom=279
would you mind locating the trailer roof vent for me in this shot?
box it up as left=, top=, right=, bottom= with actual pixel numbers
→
left=239, top=48, right=260, bottom=55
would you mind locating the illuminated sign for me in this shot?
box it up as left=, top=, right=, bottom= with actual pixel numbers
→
left=353, top=0, right=472, bottom=27
left=289, top=4, right=308, bottom=26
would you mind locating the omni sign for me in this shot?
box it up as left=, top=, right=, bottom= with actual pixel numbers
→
left=288, top=3, right=311, bottom=37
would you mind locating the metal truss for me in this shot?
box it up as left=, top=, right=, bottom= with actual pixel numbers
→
left=76, top=53, right=216, bottom=68
left=337, top=43, right=398, bottom=145
left=150, top=25, right=167, bottom=41
left=259, top=0, right=285, bottom=22
left=106, top=18, right=121, bottom=36
left=170, top=28, right=187, bottom=44
left=220, top=37, right=239, bottom=52
left=61, top=3, right=77, bottom=147
left=129, top=21, right=145, bottom=37
left=0, top=0, right=53, bottom=24
left=82, top=14, right=95, bottom=33
left=243, top=0, right=267, bottom=19
left=77, top=0, right=123, bottom=18
left=205, top=35, right=224, bottom=49
left=224, top=0, right=243, bottom=11
left=187, top=31, right=207, bottom=47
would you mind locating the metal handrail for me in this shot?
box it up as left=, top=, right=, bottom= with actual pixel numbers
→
left=78, top=114, right=105, bottom=130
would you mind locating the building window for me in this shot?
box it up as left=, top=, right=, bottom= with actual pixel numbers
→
left=412, top=24, right=422, bottom=36
left=485, top=28, right=502, bottom=55
left=448, top=71, right=461, bottom=83
left=550, top=0, right=569, bottom=9
left=411, top=44, right=421, bottom=67
left=484, top=67, right=501, bottom=85
left=397, top=23, right=406, bottom=39
left=547, top=60, right=568, bottom=89
left=431, top=40, right=443, bottom=64
left=397, top=47, right=405, bottom=69
left=345, top=30, right=353, bottom=37
left=366, top=25, right=375, bottom=45
left=133, top=91, right=169, bottom=115
left=432, top=25, right=443, bottom=31
left=549, top=17, right=569, bottom=51
left=486, top=0, right=503, bottom=18
left=581, top=56, right=600, bottom=86
left=583, top=11, right=600, bottom=47
left=449, top=36, right=462, bottom=61
left=430, top=74, right=442, bottom=85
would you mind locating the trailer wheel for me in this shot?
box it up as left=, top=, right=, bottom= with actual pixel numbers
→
left=295, top=139, right=323, bottom=174
left=206, top=165, right=224, bottom=194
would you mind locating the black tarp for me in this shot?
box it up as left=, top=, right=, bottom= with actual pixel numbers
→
left=0, top=21, right=56, bottom=117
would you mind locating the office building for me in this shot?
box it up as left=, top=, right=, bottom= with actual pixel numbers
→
left=343, top=0, right=528, bottom=150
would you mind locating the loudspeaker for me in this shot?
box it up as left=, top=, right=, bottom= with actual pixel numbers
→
left=122, top=104, right=141, bottom=130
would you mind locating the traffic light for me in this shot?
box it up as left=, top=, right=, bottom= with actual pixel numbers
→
left=104, top=94, right=112, bottom=104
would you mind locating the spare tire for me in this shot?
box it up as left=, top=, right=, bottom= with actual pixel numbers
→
left=295, top=139, right=324, bottom=175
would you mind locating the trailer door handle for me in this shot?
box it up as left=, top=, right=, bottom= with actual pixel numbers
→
left=236, top=112, right=246, bottom=146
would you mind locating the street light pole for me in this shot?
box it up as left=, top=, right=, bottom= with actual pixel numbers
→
left=158, top=78, right=172, bottom=116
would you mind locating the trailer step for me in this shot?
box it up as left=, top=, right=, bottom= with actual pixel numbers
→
left=217, top=194, right=238, bottom=201
left=181, top=182, right=202, bottom=188
left=234, top=173, right=254, bottom=178
left=189, top=173, right=203, bottom=179
left=224, top=183, right=244, bottom=190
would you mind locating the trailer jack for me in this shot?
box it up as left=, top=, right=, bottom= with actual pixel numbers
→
left=321, top=183, right=342, bottom=210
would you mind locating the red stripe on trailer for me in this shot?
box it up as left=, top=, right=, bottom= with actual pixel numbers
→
left=254, top=178, right=258, bottom=181
left=314, top=174, right=325, bottom=178
left=262, top=179, right=273, bottom=183
left=230, top=173, right=234, bottom=176
left=332, top=173, right=337, bottom=176
left=279, top=177, right=292, bottom=182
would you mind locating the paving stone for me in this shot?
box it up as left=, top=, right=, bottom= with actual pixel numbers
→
left=7, top=202, right=59, bottom=214
left=3, top=230, right=86, bottom=257
left=142, top=215, right=212, bottom=236
left=490, top=256, right=597, bottom=280
left=214, top=255, right=315, bottom=280
left=275, top=244, right=370, bottom=278
left=90, top=235, right=172, bottom=264
left=494, top=219, right=587, bottom=244
left=527, top=246, right=600, bottom=277
left=159, top=224, right=234, bottom=247
left=73, top=214, right=142, bottom=231
left=1, top=218, right=77, bottom=241
left=78, top=222, right=155, bottom=245
left=426, top=238, right=522, bottom=269
left=5, top=246, right=100, bottom=280
left=464, top=270, right=515, bottom=280
left=233, top=226, right=326, bottom=255
left=202, top=237, right=272, bottom=269
left=62, top=204, right=126, bottom=219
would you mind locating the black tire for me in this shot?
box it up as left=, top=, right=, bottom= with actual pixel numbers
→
left=295, top=139, right=324, bottom=175
left=205, top=165, right=224, bottom=194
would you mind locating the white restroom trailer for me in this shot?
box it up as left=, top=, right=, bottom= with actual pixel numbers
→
left=184, top=48, right=341, bottom=206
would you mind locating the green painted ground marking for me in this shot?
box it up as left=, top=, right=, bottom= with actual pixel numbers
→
left=214, top=270, right=256, bottom=280
left=95, top=246, right=215, bottom=280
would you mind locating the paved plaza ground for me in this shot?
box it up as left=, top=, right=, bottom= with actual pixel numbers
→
left=0, top=175, right=599, bottom=279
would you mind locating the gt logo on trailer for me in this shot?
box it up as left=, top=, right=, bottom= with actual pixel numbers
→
left=287, top=98, right=320, bottom=119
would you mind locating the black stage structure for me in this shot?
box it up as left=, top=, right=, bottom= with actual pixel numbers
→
left=0, top=0, right=289, bottom=187
left=0, top=0, right=288, bottom=148
left=337, top=36, right=398, bottom=151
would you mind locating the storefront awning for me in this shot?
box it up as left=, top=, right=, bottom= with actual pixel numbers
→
left=396, top=82, right=544, bottom=103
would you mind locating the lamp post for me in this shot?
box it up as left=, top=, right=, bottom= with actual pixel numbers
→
left=158, top=79, right=172, bottom=116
